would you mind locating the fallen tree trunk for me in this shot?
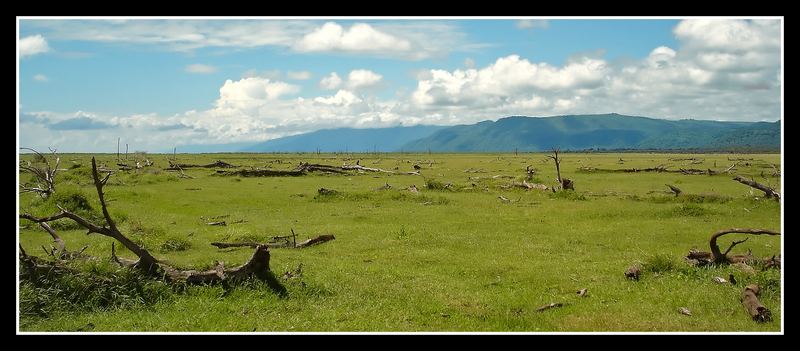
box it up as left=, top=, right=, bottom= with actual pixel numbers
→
left=211, top=234, right=335, bottom=249
left=210, top=242, right=290, bottom=249
left=217, top=169, right=306, bottom=177
left=733, top=176, right=780, bottom=200
left=742, top=284, right=771, bottom=322
left=295, top=234, right=335, bottom=248
left=167, top=160, right=235, bottom=169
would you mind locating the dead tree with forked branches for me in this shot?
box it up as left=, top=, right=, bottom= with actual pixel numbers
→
left=20, top=157, right=285, bottom=293
left=19, top=147, right=60, bottom=199
left=546, top=148, right=573, bottom=191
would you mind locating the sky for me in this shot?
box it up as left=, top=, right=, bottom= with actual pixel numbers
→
left=18, top=17, right=782, bottom=152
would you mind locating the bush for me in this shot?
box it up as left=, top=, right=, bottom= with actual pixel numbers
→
left=19, top=260, right=173, bottom=318
left=160, top=237, right=191, bottom=253
left=425, top=178, right=451, bottom=191
left=644, top=254, right=677, bottom=273
left=549, top=191, right=587, bottom=201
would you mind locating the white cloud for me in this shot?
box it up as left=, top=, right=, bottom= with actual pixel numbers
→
left=294, top=22, right=411, bottom=54
left=33, top=74, right=48, bottom=82
left=185, top=64, right=217, bottom=74
left=24, top=20, right=466, bottom=60
left=20, top=19, right=781, bottom=152
left=19, top=35, right=50, bottom=58
left=517, top=20, right=549, bottom=29
left=319, top=72, right=342, bottom=90
left=286, top=70, right=312, bottom=80
left=313, top=90, right=362, bottom=106
left=346, top=69, right=383, bottom=90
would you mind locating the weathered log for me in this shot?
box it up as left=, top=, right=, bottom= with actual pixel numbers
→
left=733, top=176, right=780, bottom=200
left=218, top=169, right=306, bottom=177
left=535, top=302, right=564, bottom=312
left=210, top=242, right=290, bottom=249
left=168, top=160, right=235, bottom=169
left=295, top=234, right=336, bottom=248
left=742, top=284, right=771, bottom=322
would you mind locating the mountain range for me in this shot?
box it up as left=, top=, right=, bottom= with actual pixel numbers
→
left=179, top=114, right=780, bottom=153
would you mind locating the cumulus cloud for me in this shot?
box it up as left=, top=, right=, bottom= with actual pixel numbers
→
left=294, top=22, right=411, bottom=54
left=20, top=19, right=781, bottom=152
left=33, top=74, right=48, bottom=82
left=319, top=72, right=342, bottom=90
left=19, top=34, right=50, bottom=57
left=346, top=69, right=383, bottom=90
left=185, top=64, right=217, bottom=74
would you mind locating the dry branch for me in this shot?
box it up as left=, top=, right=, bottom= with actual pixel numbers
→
left=733, top=176, right=780, bottom=200
left=535, top=302, right=564, bottom=312
left=666, top=184, right=682, bottom=196
left=19, top=147, right=60, bottom=199
left=19, top=157, right=284, bottom=292
left=686, top=228, right=780, bottom=266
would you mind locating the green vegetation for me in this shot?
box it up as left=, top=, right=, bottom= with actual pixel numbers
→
left=18, top=152, right=781, bottom=331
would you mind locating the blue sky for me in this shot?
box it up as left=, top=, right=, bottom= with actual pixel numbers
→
left=18, top=18, right=781, bottom=152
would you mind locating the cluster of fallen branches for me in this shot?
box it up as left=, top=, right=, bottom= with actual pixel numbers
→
left=578, top=163, right=745, bottom=176
left=211, top=234, right=335, bottom=250
left=20, top=157, right=285, bottom=292
left=217, top=161, right=420, bottom=177
left=19, top=148, right=60, bottom=199
left=166, top=160, right=235, bottom=170
left=684, top=228, right=780, bottom=266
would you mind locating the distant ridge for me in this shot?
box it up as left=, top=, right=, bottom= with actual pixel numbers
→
left=178, top=114, right=779, bottom=153
left=401, top=114, right=780, bottom=152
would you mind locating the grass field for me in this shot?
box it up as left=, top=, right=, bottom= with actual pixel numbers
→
left=17, top=152, right=782, bottom=332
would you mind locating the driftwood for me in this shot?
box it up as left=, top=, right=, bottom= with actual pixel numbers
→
left=685, top=228, right=780, bottom=266
left=20, top=157, right=284, bottom=292
left=295, top=234, right=336, bottom=248
left=168, top=160, right=235, bottom=169
left=211, top=235, right=335, bottom=249
left=19, top=147, right=60, bottom=199
left=733, top=176, right=780, bottom=200
left=218, top=169, right=306, bottom=177
left=535, top=302, right=564, bottom=312
left=742, top=284, right=771, bottom=322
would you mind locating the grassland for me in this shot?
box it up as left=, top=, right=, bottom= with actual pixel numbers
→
left=17, top=152, right=782, bottom=332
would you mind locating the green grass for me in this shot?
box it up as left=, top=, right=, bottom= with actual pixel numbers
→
left=18, top=152, right=782, bottom=331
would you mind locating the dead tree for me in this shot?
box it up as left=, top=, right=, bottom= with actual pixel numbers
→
left=19, top=147, right=60, bottom=199
left=546, top=148, right=573, bottom=190
left=20, top=157, right=283, bottom=292
left=742, top=284, right=772, bottom=322
left=685, top=228, right=780, bottom=266
left=733, top=176, right=780, bottom=201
